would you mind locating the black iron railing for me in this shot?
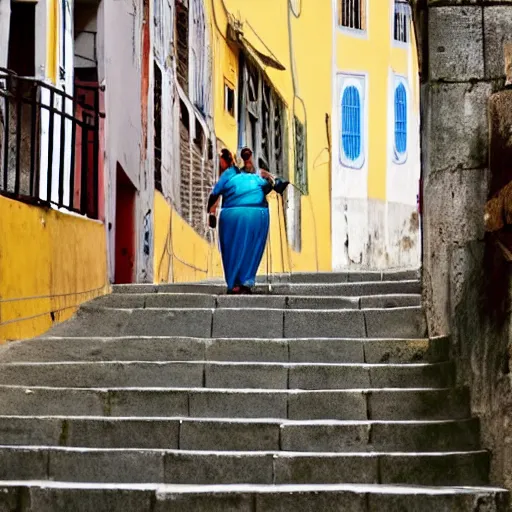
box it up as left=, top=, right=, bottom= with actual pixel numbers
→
left=0, top=68, right=104, bottom=218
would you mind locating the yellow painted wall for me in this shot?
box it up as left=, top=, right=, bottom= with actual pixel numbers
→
left=336, top=0, right=419, bottom=201
left=46, top=0, right=59, bottom=84
left=0, top=197, right=109, bottom=342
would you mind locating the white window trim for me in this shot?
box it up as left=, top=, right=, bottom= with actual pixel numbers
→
left=391, top=0, right=411, bottom=49
left=393, top=75, right=409, bottom=165
left=339, top=74, right=366, bottom=170
left=337, top=0, right=369, bottom=38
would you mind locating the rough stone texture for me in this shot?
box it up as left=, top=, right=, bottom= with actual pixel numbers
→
left=48, top=449, right=164, bottom=483
left=155, top=492, right=253, bottom=512
left=188, top=391, right=288, bottom=419
left=421, top=0, right=512, bottom=490
left=205, top=363, right=288, bottom=389
left=206, top=339, right=289, bottom=362
left=284, top=310, right=365, bottom=338
left=428, top=82, right=492, bottom=174
left=255, top=491, right=367, bottom=512
left=364, top=307, right=427, bottom=338
left=429, top=6, right=484, bottom=81
left=367, top=388, right=471, bottom=421
left=164, top=452, right=274, bottom=484
left=380, top=451, right=490, bottom=486
left=180, top=420, right=280, bottom=451
left=29, top=487, right=154, bottom=512
left=484, top=6, right=512, bottom=80
left=212, top=309, right=284, bottom=338
left=288, top=391, right=367, bottom=420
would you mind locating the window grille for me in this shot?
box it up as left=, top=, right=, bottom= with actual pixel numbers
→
left=394, top=0, right=411, bottom=43
left=394, top=82, right=407, bottom=158
left=339, top=0, right=366, bottom=31
left=341, top=85, right=362, bottom=162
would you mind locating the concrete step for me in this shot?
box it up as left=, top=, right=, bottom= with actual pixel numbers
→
left=0, top=386, right=470, bottom=420
left=0, top=416, right=479, bottom=452
left=257, top=269, right=421, bottom=283
left=0, top=361, right=455, bottom=389
left=89, top=293, right=421, bottom=310
left=0, top=482, right=506, bottom=512
left=47, top=306, right=427, bottom=339
left=0, top=445, right=490, bottom=486
left=113, top=280, right=421, bottom=297
left=0, top=336, right=450, bottom=364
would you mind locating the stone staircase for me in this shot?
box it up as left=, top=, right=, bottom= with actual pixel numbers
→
left=0, top=270, right=508, bottom=511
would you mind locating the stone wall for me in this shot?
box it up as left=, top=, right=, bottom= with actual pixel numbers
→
left=420, top=1, right=512, bottom=489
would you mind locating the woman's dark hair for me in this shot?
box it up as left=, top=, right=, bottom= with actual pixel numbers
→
left=220, top=148, right=233, bottom=166
left=241, top=147, right=252, bottom=161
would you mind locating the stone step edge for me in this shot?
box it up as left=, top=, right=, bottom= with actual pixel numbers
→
left=0, top=384, right=460, bottom=393
left=95, top=293, right=421, bottom=307
left=0, top=414, right=478, bottom=426
left=0, top=361, right=451, bottom=369
left=113, top=279, right=421, bottom=293
left=0, top=445, right=489, bottom=457
left=0, top=481, right=503, bottom=495
left=81, top=305, right=424, bottom=313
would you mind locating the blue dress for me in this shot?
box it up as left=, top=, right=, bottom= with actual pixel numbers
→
left=212, top=166, right=271, bottom=290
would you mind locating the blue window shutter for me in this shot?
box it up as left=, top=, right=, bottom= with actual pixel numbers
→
left=394, top=83, right=407, bottom=155
left=341, top=85, right=362, bottom=162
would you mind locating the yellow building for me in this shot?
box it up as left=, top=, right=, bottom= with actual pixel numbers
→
left=154, top=0, right=420, bottom=284
left=0, top=0, right=108, bottom=342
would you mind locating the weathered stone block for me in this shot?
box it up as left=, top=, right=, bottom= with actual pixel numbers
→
left=429, top=6, right=484, bottom=81
left=380, top=451, right=489, bottom=485
left=29, top=487, right=154, bottom=512
left=66, top=418, right=180, bottom=449
left=484, top=6, right=512, bottom=79
left=188, top=390, right=287, bottom=419
left=0, top=447, right=47, bottom=480
left=273, top=454, right=378, bottom=484
left=423, top=168, right=490, bottom=244
left=155, top=492, right=253, bottom=512
left=49, top=449, right=164, bottom=483
left=288, top=391, right=367, bottom=420
left=288, top=339, right=364, bottom=363
left=255, top=491, right=367, bottom=512
left=212, top=309, right=284, bottom=338
left=205, top=338, right=288, bottom=362
left=164, top=452, right=273, bottom=484
left=281, top=423, right=371, bottom=452
left=205, top=363, right=288, bottom=389
left=368, top=388, right=471, bottom=420
left=284, top=310, right=365, bottom=338
left=428, top=82, right=492, bottom=173
left=180, top=420, right=280, bottom=451
left=364, top=307, right=427, bottom=338
left=109, top=389, right=189, bottom=417
left=289, top=364, right=370, bottom=389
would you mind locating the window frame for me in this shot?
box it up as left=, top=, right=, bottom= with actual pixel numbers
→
left=339, top=75, right=366, bottom=170
left=393, top=76, right=409, bottom=165
left=391, top=0, right=411, bottom=48
left=337, top=0, right=368, bottom=37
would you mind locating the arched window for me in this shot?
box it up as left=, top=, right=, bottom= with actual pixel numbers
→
left=394, top=82, right=407, bottom=161
left=341, top=85, right=362, bottom=165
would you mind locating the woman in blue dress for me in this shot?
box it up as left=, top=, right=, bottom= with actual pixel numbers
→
left=207, top=148, right=273, bottom=294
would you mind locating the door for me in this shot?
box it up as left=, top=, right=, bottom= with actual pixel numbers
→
left=115, top=163, right=136, bottom=284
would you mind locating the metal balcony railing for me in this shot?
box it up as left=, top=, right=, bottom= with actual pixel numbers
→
left=0, top=68, right=103, bottom=218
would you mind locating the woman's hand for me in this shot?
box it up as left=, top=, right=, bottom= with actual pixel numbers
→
left=260, top=170, right=275, bottom=183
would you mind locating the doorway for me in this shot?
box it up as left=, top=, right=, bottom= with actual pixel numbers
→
left=114, top=163, right=136, bottom=284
